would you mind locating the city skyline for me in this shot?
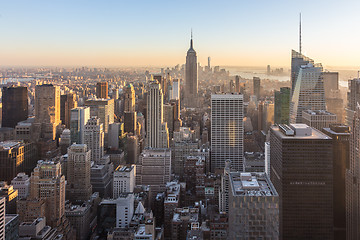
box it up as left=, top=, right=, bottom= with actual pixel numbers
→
left=0, top=1, right=360, bottom=67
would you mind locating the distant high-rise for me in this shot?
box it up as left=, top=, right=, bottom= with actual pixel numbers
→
left=235, top=75, right=240, bottom=93
left=34, top=84, right=61, bottom=140
left=66, top=144, right=92, bottom=203
left=123, top=83, right=135, bottom=112
left=253, top=77, right=260, bottom=99
left=171, top=79, right=180, bottom=100
left=289, top=55, right=326, bottom=123
left=70, top=107, right=90, bottom=144
left=84, top=98, right=114, bottom=135
left=274, top=87, right=290, bottom=124
left=302, top=110, right=337, bottom=131
left=185, top=33, right=198, bottom=107
left=60, top=93, right=77, bottom=128
left=211, top=94, right=244, bottom=171
left=113, top=165, right=135, bottom=199
left=270, top=124, right=333, bottom=240
left=96, top=82, right=108, bottom=99
left=2, top=86, right=28, bottom=128
left=84, top=117, right=104, bottom=162
left=146, top=82, right=169, bottom=148
left=345, top=78, right=360, bottom=127
left=323, top=124, right=350, bottom=240
left=124, top=83, right=137, bottom=134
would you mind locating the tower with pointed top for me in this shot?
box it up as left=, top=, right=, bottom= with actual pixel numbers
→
left=185, top=32, right=198, bottom=107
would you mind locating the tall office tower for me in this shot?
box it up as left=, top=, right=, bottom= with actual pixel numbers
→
left=290, top=50, right=314, bottom=96
left=30, top=160, right=66, bottom=228
left=274, top=87, right=290, bottom=124
left=146, top=82, right=169, bottom=148
left=70, top=107, right=90, bottom=144
left=208, top=56, right=211, bottom=68
left=164, top=104, right=174, bottom=139
left=235, top=75, right=240, bottom=93
left=264, top=141, right=270, bottom=175
left=11, top=172, right=30, bottom=199
left=84, top=98, right=114, bottom=134
left=263, top=101, right=274, bottom=131
left=136, top=149, right=171, bottom=192
left=113, top=165, right=135, bottom=198
left=289, top=61, right=326, bottom=123
left=346, top=107, right=360, bottom=240
left=171, top=79, right=180, bottom=100
left=60, top=93, right=77, bottom=128
left=270, top=124, right=333, bottom=240
left=323, top=124, right=350, bottom=240
left=253, top=77, right=260, bottom=99
left=302, top=110, right=337, bottom=131
left=322, top=72, right=344, bottom=123
left=34, top=84, right=61, bottom=140
left=2, top=86, right=28, bottom=128
left=0, top=197, right=4, bottom=239
left=228, top=172, right=279, bottom=239
left=267, top=65, right=271, bottom=74
left=229, top=80, right=235, bottom=93
left=211, top=94, right=244, bottom=172
left=84, top=117, right=104, bottom=162
left=96, top=82, right=108, bottom=99
left=185, top=34, right=198, bottom=107
left=123, top=83, right=135, bottom=112
left=124, top=112, right=137, bottom=134
left=345, top=78, right=360, bottom=127
left=66, top=144, right=92, bottom=203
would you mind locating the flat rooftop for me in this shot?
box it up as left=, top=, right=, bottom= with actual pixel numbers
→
left=272, top=124, right=331, bottom=140
left=230, top=172, right=278, bottom=197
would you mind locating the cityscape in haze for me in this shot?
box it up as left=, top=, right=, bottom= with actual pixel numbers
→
left=0, top=1, right=359, bottom=240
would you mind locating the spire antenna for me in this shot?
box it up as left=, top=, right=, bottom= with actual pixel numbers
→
left=299, top=13, right=302, bottom=54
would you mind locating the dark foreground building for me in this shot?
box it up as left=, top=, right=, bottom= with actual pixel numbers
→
left=270, top=124, right=333, bottom=240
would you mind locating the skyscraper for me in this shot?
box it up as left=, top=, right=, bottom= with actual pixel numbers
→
left=211, top=94, right=244, bottom=171
left=96, top=82, right=108, bottom=99
left=34, top=84, right=61, bottom=140
left=274, top=87, right=290, bottom=124
left=346, top=106, right=360, bottom=240
left=85, top=98, right=114, bottom=135
left=323, top=124, right=350, bottom=240
left=289, top=56, right=326, bottom=123
left=84, top=117, right=104, bottom=162
left=60, top=93, right=77, bottom=128
left=66, top=144, right=92, bottom=203
left=2, top=86, right=28, bottom=128
left=270, top=124, right=333, bottom=240
left=345, top=78, right=360, bottom=127
left=235, top=75, right=240, bottom=93
left=290, top=50, right=314, bottom=96
left=146, top=82, right=169, bottom=148
left=30, top=160, right=66, bottom=228
left=253, top=77, right=260, bottom=99
left=123, top=83, right=135, bottom=112
left=185, top=33, right=198, bottom=107
left=70, top=107, right=90, bottom=144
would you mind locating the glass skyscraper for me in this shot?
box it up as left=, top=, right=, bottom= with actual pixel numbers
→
left=290, top=52, right=326, bottom=123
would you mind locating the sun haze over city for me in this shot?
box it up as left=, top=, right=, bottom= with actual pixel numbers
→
left=0, top=0, right=360, bottom=68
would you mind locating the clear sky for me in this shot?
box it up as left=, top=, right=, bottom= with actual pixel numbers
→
left=0, top=0, right=359, bottom=67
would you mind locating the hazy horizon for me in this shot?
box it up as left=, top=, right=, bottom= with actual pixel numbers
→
left=1, top=0, right=360, bottom=67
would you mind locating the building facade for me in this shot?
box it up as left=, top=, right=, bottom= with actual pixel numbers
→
left=2, top=86, right=28, bottom=128
left=211, top=94, right=244, bottom=171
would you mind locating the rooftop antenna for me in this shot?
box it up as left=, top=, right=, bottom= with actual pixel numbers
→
left=299, top=13, right=302, bottom=54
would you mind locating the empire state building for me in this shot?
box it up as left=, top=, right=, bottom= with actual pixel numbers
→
left=185, top=34, right=198, bottom=107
